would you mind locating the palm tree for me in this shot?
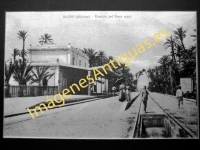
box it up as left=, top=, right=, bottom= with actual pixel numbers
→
left=13, top=59, right=34, bottom=96
left=13, top=59, right=34, bottom=85
left=5, top=61, right=14, bottom=97
left=174, top=27, right=187, bottom=51
left=17, top=30, right=28, bottom=64
left=108, top=56, right=113, bottom=60
left=82, top=48, right=98, bottom=67
left=39, top=33, right=53, bottom=45
left=30, top=66, right=55, bottom=86
left=157, top=56, right=171, bottom=93
left=181, top=45, right=196, bottom=77
left=163, top=36, right=178, bottom=91
left=12, top=48, right=20, bottom=62
left=98, top=50, right=107, bottom=65
left=19, top=49, right=27, bottom=62
left=182, top=46, right=196, bottom=61
left=158, top=55, right=170, bottom=73
left=174, top=44, right=182, bottom=65
left=163, top=36, right=176, bottom=63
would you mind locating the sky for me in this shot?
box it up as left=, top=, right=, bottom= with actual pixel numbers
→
left=5, top=11, right=196, bottom=88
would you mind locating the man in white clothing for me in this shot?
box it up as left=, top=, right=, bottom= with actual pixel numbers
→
left=176, top=85, right=184, bottom=109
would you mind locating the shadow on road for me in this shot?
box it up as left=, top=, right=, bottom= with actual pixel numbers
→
left=125, top=93, right=140, bottom=111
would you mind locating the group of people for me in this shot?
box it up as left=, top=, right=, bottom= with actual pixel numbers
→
left=117, top=79, right=184, bottom=113
left=118, top=80, right=149, bottom=113
left=118, top=80, right=131, bottom=102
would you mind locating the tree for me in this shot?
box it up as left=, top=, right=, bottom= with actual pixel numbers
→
left=98, top=50, right=107, bottom=65
left=174, top=27, right=187, bottom=51
left=19, top=49, right=27, bottom=62
left=30, top=66, right=55, bottom=86
left=13, top=59, right=34, bottom=86
left=5, top=61, right=14, bottom=84
left=180, top=46, right=196, bottom=77
left=39, top=33, right=53, bottom=45
left=82, top=48, right=98, bottom=67
left=17, top=30, right=28, bottom=64
left=12, top=48, right=20, bottom=62
left=5, top=61, right=14, bottom=97
left=158, top=55, right=170, bottom=73
left=157, top=56, right=172, bottom=93
left=163, top=36, right=176, bottom=63
left=12, top=59, right=34, bottom=96
left=108, top=56, right=113, bottom=60
left=174, top=44, right=182, bottom=65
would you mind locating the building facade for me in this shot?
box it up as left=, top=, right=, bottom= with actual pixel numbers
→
left=29, top=43, right=89, bottom=67
left=9, top=43, right=119, bottom=95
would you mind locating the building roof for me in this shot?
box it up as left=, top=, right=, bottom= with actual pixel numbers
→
left=88, top=66, right=120, bottom=78
left=28, top=43, right=89, bottom=59
left=30, top=62, right=90, bottom=70
left=30, top=62, right=120, bottom=78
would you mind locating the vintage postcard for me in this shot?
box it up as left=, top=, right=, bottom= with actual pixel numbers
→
left=4, top=11, right=198, bottom=139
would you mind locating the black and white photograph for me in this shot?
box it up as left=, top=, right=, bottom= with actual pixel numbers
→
left=3, top=11, right=198, bottom=139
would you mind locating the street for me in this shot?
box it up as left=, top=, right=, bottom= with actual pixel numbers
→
left=4, top=92, right=140, bottom=138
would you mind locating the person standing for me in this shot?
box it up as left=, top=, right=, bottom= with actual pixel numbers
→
left=125, top=82, right=131, bottom=101
left=112, top=86, right=116, bottom=97
left=141, top=86, right=149, bottom=113
left=118, top=80, right=125, bottom=102
left=176, top=85, right=184, bottom=109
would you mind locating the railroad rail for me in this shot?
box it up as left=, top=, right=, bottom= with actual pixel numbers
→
left=132, top=93, right=197, bottom=138
left=156, top=92, right=196, bottom=103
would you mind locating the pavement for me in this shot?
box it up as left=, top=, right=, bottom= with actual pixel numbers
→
left=149, top=92, right=197, bottom=111
left=4, top=92, right=140, bottom=138
left=3, top=92, right=198, bottom=138
left=4, top=91, right=197, bottom=117
left=4, top=94, right=97, bottom=116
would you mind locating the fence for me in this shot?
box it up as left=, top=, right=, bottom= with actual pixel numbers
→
left=7, top=86, right=58, bottom=97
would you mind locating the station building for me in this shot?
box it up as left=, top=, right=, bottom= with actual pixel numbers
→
left=9, top=43, right=119, bottom=95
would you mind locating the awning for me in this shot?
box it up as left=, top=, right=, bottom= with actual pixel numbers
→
left=88, top=66, right=120, bottom=78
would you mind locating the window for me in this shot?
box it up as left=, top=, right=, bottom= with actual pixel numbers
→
left=94, top=85, right=97, bottom=92
left=72, top=57, right=75, bottom=65
left=79, top=60, right=81, bottom=66
left=85, top=63, right=86, bottom=67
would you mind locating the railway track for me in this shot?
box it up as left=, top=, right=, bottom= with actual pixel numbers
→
left=184, top=98, right=196, bottom=103
left=132, top=93, right=197, bottom=138
left=158, top=93, right=196, bottom=103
